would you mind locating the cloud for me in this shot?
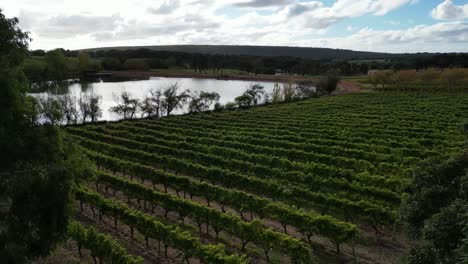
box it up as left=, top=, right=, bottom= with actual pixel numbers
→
left=301, top=21, right=468, bottom=52
left=233, top=0, right=292, bottom=8
left=5, top=0, right=467, bottom=52
left=284, top=2, right=323, bottom=18
left=277, top=0, right=420, bottom=30
left=19, top=12, right=123, bottom=38
left=431, top=0, right=468, bottom=20
left=148, top=0, right=180, bottom=15
left=96, top=14, right=220, bottom=41
left=369, top=0, right=419, bottom=16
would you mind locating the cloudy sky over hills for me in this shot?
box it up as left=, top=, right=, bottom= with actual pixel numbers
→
left=2, top=0, right=468, bottom=52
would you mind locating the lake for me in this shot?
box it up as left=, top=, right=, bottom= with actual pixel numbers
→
left=31, top=77, right=284, bottom=121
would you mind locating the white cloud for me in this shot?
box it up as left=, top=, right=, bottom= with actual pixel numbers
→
left=300, top=21, right=468, bottom=52
left=233, top=0, right=292, bottom=8
left=148, top=0, right=180, bottom=14
left=18, top=11, right=123, bottom=38
left=431, top=0, right=468, bottom=20
left=281, top=0, right=419, bottom=30
left=369, top=0, right=419, bottom=16
left=2, top=0, right=466, bottom=53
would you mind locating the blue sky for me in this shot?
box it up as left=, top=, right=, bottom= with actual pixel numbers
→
left=2, top=0, right=468, bottom=52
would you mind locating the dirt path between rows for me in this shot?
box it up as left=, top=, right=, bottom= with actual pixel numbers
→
left=99, top=168, right=407, bottom=264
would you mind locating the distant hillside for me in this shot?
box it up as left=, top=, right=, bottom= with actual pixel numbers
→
left=82, top=45, right=399, bottom=60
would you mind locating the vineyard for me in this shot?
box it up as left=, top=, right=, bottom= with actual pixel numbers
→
left=63, top=92, right=467, bottom=263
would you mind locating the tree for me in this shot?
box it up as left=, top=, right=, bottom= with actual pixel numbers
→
left=419, top=69, right=440, bottom=92
left=0, top=9, right=32, bottom=164
left=316, top=71, right=341, bottom=95
left=245, top=84, right=264, bottom=106
left=110, top=91, right=140, bottom=119
left=78, top=52, right=91, bottom=72
left=139, top=96, right=156, bottom=118
left=88, top=94, right=102, bottom=122
left=271, top=83, right=283, bottom=103
left=234, top=94, right=253, bottom=108
left=295, top=81, right=316, bottom=99
left=23, top=59, right=47, bottom=83
left=213, top=102, right=224, bottom=112
left=59, top=94, right=79, bottom=125
left=0, top=10, right=89, bottom=262
left=161, top=83, right=190, bottom=116
left=78, top=94, right=91, bottom=124
left=441, top=68, right=465, bottom=91
left=102, top=58, right=124, bottom=71
left=76, top=93, right=102, bottom=124
left=399, top=151, right=468, bottom=264
left=224, top=102, right=237, bottom=110
left=37, top=96, right=64, bottom=125
left=367, top=73, right=380, bottom=89
left=282, top=83, right=296, bottom=102
left=360, top=63, right=369, bottom=75
left=373, top=70, right=392, bottom=90
left=45, top=49, right=68, bottom=81
left=189, top=91, right=220, bottom=113
left=234, top=84, right=265, bottom=108
left=123, top=59, right=149, bottom=71
left=422, top=201, right=467, bottom=261
left=139, top=88, right=164, bottom=118
left=392, top=70, right=416, bottom=91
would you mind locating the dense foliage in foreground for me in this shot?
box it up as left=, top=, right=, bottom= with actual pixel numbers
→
left=0, top=9, right=89, bottom=263
left=67, top=92, right=467, bottom=263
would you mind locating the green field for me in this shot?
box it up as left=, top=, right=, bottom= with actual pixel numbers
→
left=64, top=92, right=468, bottom=263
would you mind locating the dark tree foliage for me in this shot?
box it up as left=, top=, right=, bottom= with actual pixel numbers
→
left=189, top=91, right=220, bottom=113
left=44, top=49, right=69, bottom=81
left=25, top=46, right=468, bottom=83
left=0, top=9, right=31, bottom=166
left=0, top=10, right=90, bottom=263
left=316, top=71, right=341, bottom=95
left=399, top=151, right=468, bottom=264
left=76, top=47, right=468, bottom=75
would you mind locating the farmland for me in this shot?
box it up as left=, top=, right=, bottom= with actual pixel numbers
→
left=63, top=92, right=468, bottom=263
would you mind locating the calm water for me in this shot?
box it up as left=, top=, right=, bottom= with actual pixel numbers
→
left=31, top=77, right=282, bottom=121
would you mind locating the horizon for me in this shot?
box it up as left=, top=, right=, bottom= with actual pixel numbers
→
left=77, top=44, right=468, bottom=55
left=2, top=0, right=468, bottom=53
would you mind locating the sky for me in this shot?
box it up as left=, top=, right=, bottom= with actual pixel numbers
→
left=2, top=0, right=468, bottom=53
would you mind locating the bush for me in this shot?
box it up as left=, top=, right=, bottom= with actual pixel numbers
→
left=316, top=71, right=340, bottom=95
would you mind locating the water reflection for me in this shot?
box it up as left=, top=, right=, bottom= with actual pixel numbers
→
left=29, top=77, right=310, bottom=121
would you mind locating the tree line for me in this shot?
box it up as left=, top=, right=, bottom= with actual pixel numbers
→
left=366, top=68, right=468, bottom=91
left=25, top=48, right=468, bottom=83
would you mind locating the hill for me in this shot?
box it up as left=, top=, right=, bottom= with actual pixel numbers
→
left=82, top=45, right=400, bottom=60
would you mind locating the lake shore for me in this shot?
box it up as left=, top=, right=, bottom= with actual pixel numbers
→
left=110, top=70, right=318, bottom=83
left=109, top=70, right=363, bottom=95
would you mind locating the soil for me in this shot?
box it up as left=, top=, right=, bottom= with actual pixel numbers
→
left=333, top=80, right=362, bottom=95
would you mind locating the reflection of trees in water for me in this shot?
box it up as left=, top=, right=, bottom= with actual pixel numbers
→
left=80, top=81, right=92, bottom=93
left=30, top=79, right=79, bottom=94
left=31, top=76, right=154, bottom=94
